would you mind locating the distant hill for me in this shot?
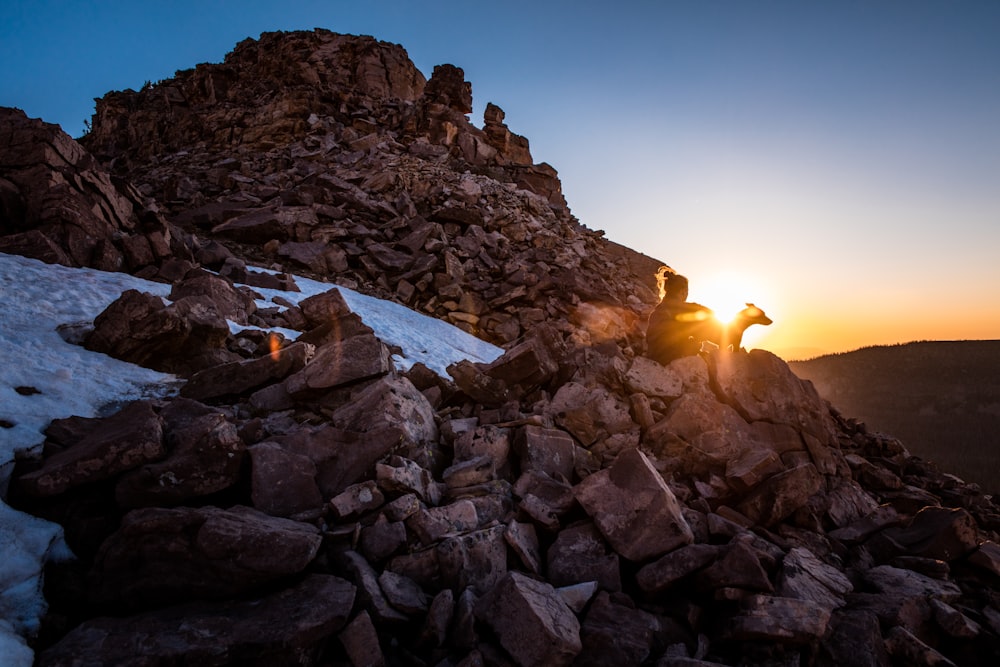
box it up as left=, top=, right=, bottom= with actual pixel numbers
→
left=790, top=340, right=1000, bottom=494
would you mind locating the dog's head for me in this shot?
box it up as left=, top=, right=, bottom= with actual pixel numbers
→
left=740, top=303, right=773, bottom=327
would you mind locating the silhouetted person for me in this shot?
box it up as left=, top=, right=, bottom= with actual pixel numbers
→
left=645, top=267, right=713, bottom=365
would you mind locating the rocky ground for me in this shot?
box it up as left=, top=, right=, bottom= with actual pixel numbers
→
left=3, top=29, right=1000, bottom=667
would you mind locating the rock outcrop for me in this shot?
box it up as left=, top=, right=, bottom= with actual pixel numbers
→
left=4, top=28, right=1000, bottom=667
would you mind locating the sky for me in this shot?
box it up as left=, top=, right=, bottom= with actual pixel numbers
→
left=0, top=250, right=502, bottom=664
left=3, top=0, right=1000, bottom=359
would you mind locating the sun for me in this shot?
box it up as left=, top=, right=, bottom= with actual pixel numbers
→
left=688, top=272, right=772, bottom=326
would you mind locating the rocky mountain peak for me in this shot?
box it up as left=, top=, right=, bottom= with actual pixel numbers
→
left=3, top=28, right=1000, bottom=667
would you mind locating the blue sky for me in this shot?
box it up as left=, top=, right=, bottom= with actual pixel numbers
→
left=3, top=0, right=1000, bottom=357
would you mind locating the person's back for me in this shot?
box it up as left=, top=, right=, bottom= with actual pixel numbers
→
left=644, top=269, right=714, bottom=365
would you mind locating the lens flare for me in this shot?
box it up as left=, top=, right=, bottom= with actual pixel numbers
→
left=268, top=333, right=281, bottom=361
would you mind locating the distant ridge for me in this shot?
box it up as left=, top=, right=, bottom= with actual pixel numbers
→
left=790, top=339, right=1000, bottom=493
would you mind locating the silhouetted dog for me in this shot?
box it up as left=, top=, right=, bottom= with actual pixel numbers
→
left=693, top=303, right=772, bottom=352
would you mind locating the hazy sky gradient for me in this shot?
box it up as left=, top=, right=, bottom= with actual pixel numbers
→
left=4, top=0, right=999, bottom=358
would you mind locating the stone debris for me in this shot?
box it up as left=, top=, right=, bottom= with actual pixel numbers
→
left=4, top=28, right=1000, bottom=667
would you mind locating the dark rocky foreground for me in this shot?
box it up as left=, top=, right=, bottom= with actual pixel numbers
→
left=3, top=29, right=1000, bottom=667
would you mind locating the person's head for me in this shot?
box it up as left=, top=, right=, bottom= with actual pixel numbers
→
left=665, top=273, right=689, bottom=301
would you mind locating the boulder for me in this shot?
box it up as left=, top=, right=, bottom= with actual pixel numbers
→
left=283, top=334, right=392, bottom=396
left=248, top=442, right=324, bottom=517
left=547, top=521, right=621, bottom=592
left=17, top=400, right=164, bottom=497
left=735, top=463, right=823, bottom=527
left=90, top=505, right=322, bottom=608
left=36, top=574, right=356, bottom=667
left=574, top=448, right=693, bottom=562
left=115, top=399, right=244, bottom=507
left=725, top=595, right=831, bottom=644
left=181, top=341, right=312, bottom=401
left=475, top=571, right=582, bottom=667
left=436, top=525, right=508, bottom=595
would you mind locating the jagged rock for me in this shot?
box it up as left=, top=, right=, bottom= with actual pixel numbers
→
left=299, top=287, right=353, bottom=327
left=329, top=375, right=439, bottom=460
left=735, top=462, right=823, bottom=527
left=437, top=525, right=508, bottom=594
left=408, top=499, right=479, bottom=545
left=115, top=399, right=244, bottom=507
left=17, top=400, right=164, bottom=497
left=283, top=333, right=393, bottom=396
left=861, top=565, right=962, bottom=602
left=711, top=350, right=838, bottom=444
left=725, top=595, right=831, bottom=644
left=557, top=581, right=599, bottom=613
left=504, top=519, right=542, bottom=574
left=513, top=425, right=577, bottom=479
left=884, top=626, right=958, bottom=667
left=968, top=540, right=1000, bottom=577
left=330, top=480, right=385, bottom=520
left=377, top=455, right=442, bottom=506
left=84, top=289, right=234, bottom=374
left=339, top=611, right=386, bottom=667
left=419, top=588, right=455, bottom=647
left=696, top=538, right=774, bottom=593
left=636, top=543, right=722, bottom=594
left=547, top=521, right=622, bottom=592
left=379, top=569, right=430, bottom=615
left=776, top=546, right=853, bottom=609
left=547, top=382, right=636, bottom=447
left=36, top=574, right=356, bottom=667
left=575, top=591, right=660, bottom=667
left=248, top=441, right=324, bottom=517
left=341, top=550, right=409, bottom=624
left=824, top=478, right=882, bottom=528
left=272, top=423, right=399, bottom=498
left=575, top=448, right=693, bottom=562
left=475, top=571, right=582, bottom=667
left=90, top=505, right=322, bottom=608
left=819, top=609, right=890, bottom=667
left=929, top=598, right=980, bottom=639
left=181, top=340, right=312, bottom=400
left=359, top=515, right=409, bottom=563
left=873, top=506, right=979, bottom=562
left=0, top=108, right=184, bottom=272
left=624, top=355, right=685, bottom=400
left=168, top=271, right=257, bottom=324
left=828, top=504, right=902, bottom=543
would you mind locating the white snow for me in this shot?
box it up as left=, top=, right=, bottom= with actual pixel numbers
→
left=0, top=251, right=503, bottom=663
left=245, top=271, right=503, bottom=376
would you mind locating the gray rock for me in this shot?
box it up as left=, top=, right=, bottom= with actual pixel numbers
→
left=777, top=546, right=852, bottom=610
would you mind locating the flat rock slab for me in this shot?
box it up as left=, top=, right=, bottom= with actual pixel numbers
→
left=37, top=574, right=356, bottom=667
left=726, top=595, right=831, bottom=644
left=91, top=505, right=322, bottom=608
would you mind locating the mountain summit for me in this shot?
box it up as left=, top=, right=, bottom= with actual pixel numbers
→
left=2, top=29, right=1000, bottom=667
